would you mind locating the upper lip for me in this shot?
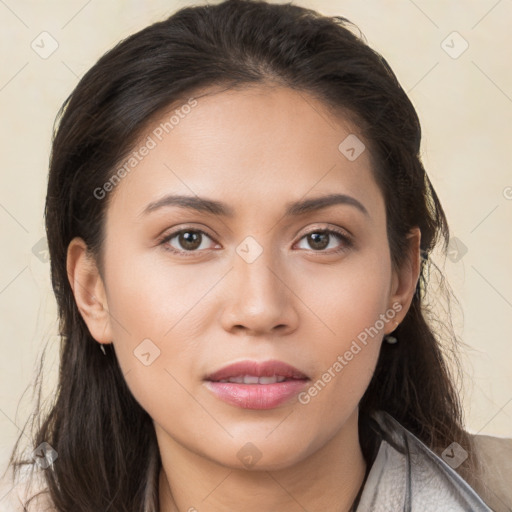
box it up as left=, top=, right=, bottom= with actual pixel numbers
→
left=205, top=359, right=309, bottom=381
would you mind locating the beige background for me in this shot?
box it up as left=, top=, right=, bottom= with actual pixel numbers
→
left=1, top=0, right=511, bottom=471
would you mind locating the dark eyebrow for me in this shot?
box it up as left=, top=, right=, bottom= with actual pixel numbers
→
left=140, top=195, right=236, bottom=217
left=284, top=193, right=369, bottom=217
left=139, top=193, right=369, bottom=218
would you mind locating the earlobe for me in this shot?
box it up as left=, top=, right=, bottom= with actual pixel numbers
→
left=66, top=237, right=113, bottom=345
left=386, top=227, right=422, bottom=333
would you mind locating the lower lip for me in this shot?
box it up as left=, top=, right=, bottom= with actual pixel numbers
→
left=204, top=379, right=309, bottom=409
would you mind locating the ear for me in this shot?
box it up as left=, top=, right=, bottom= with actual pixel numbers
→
left=66, top=236, right=113, bottom=345
left=385, top=226, right=421, bottom=334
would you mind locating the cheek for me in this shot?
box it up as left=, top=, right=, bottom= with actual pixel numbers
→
left=104, top=247, right=213, bottom=340
left=294, top=339, right=381, bottom=458
left=296, top=278, right=387, bottom=438
left=307, top=245, right=392, bottom=346
left=102, top=251, right=215, bottom=410
left=295, top=247, right=391, bottom=411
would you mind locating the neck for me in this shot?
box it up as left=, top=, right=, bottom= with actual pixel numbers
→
left=158, top=409, right=367, bottom=512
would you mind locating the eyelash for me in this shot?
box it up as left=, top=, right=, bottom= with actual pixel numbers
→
left=158, top=226, right=353, bottom=257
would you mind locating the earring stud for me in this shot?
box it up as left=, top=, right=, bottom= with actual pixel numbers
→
left=384, top=320, right=399, bottom=344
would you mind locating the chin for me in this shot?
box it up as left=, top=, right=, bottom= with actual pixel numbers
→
left=219, top=439, right=311, bottom=473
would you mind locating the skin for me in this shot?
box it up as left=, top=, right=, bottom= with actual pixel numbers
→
left=67, top=85, right=421, bottom=512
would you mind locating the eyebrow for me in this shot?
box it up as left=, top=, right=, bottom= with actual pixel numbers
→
left=140, top=193, right=369, bottom=218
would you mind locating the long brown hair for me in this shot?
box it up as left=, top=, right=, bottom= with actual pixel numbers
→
left=5, top=0, right=479, bottom=510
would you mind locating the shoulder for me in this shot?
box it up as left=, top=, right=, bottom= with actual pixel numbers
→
left=362, top=410, right=500, bottom=511
left=0, top=463, right=55, bottom=512
left=469, top=432, right=512, bottom=512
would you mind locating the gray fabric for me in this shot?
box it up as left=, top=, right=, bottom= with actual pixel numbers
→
left=356, top=411, right=494, bottom=511
left=0, top=411, right=496, bottom=511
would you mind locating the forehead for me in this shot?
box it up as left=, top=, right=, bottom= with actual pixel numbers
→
left=105, top=85, right=384, bottom=223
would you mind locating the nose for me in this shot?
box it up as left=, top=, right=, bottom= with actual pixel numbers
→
left=219, top=243, right=299, bottom=337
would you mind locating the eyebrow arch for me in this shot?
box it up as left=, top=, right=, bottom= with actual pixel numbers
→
left=139, top=193, right=369, bottom=218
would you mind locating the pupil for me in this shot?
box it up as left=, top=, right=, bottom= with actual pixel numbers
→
left=180, top=231, right=200, bottom=250
left=309, top=232, right=328, bottom=250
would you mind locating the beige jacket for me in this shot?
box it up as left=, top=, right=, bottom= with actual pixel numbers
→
left=0, top=433, right=511, bottom=511
left=470, top=433, right=512, bottom=512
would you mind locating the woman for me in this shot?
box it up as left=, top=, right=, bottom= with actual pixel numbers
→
left=1, top=0, right=510, bottom=510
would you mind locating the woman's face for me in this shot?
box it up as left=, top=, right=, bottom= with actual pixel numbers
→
left=70, top=85, right=420, bottom=471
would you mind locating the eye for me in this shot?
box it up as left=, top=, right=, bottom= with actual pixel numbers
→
left=158, top=226, right=353, bottom=257
left=295, top=228, right=353, bottom=254
left=159, top=228, right=219, bottom=256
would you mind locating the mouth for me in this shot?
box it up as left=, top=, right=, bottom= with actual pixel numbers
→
left=204, top=359, right=310, bottom=410
left=211, top=375, right=299, bottom=384
left=204, top=359, right=309, bottom=382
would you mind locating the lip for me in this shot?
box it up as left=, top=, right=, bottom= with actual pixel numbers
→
left=205, top=359, right=309, bottom=381
left=204, top=359, right=310, bottom=410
